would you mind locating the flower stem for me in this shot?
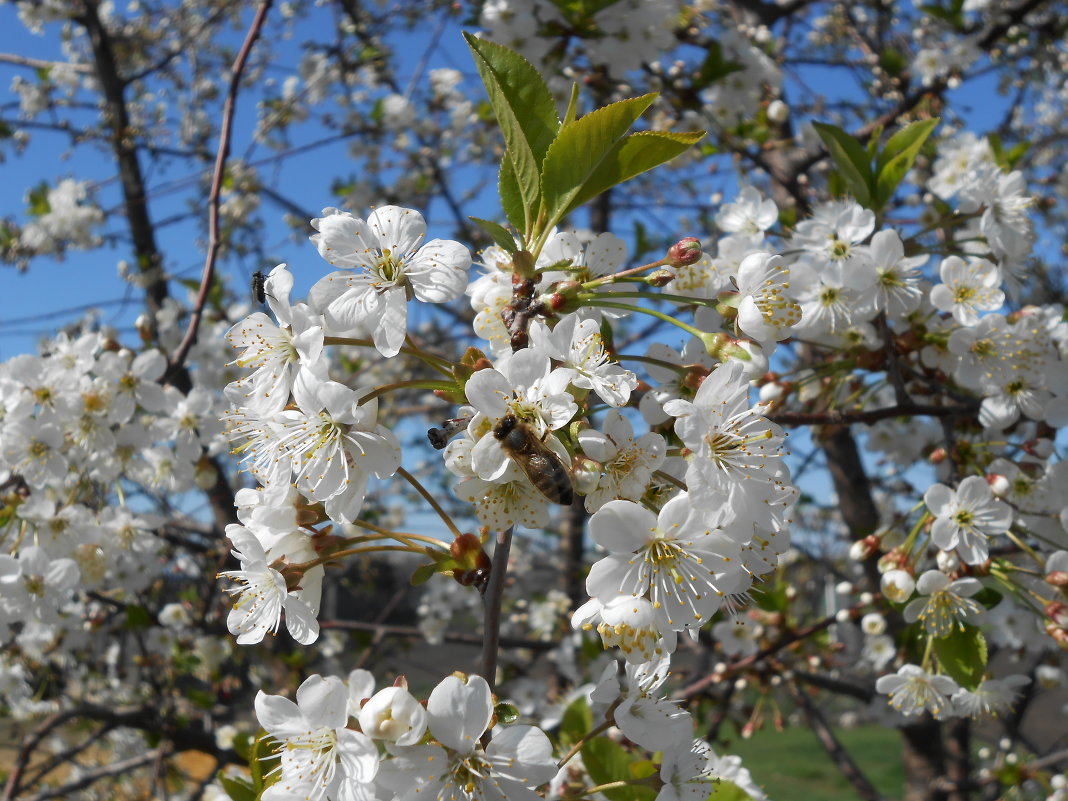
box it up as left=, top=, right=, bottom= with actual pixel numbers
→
left=557, top=717, right=615, bottom=767
left=654, top=469, right=688, bottom=492
left=580, top=257, right=668, bottom=289
left=581, top=290, right=720, bottom=308
left=357, top=379, right=456, bottom=406
left=396, top=466, right=464, bottom=539
left=616, top=353, right=688, bottom=374
left=324, top=335, right=454, bottom=376
left=348, top=518, right=448, bottom=551
left=579, top=300, right=708, bottom=339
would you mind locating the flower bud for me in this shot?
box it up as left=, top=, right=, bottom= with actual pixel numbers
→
left=667, top=237, right=702, bottom=267
left=646, top=268, right=676, bottom=287
left=850, top=535, right=880, bottom=561
left=767, top=99, right=789, bottom=123
left=987, top=473, right=1010, bottom=496
left=359, top=686, right=428, bottom=745
left=571, top=455, right=601, bottom=497
left=861, top=613, right=886, bottom=635
left=881, top=569, right=915, bottom=603
left=1046, top=571, right=1068, bottom=588
left=936, top=550, right=960, bottom=573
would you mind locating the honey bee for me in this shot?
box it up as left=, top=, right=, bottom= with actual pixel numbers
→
left=493, top=414, right=574, bottom=506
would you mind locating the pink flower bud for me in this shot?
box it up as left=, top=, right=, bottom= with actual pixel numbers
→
left=667, top=237, right=703, bottom=267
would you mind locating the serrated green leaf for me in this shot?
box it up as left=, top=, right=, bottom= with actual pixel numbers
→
left=875, top=118, right=939, bottom=208
left=465, top=33, right=560, bottom=235
left=540, top=94, right=659, bottom=232
left=582, top=737, right=656, bottom=801
left=219, top=774, right=256, bottom=801
left=813, top=122, right=873, bottom=206
left=499, top=160, right=527, bottom=238
left=565, top=130, right=704, bottom=216
left=933, top=625, right=987, bottom=690
left=559, top=696, right=593, bottom=747
left=470, top=217, right=518, bottom=253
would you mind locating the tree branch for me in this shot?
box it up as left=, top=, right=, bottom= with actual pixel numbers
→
left=168, top=0, right=273, bottom=373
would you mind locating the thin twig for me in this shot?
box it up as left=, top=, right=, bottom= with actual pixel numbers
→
left=481, top=526, right=515, bottom=695
left=786, top=679, right=887, bottom=801
left=769, top=400, right=977, bottom=427
left=168, top=0, right=272, bottom=373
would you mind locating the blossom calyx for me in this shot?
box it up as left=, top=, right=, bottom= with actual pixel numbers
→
left=537, top=280, right=583, bottom=313
left=667, top=237, right=703, bottom=267
left=450, top=532, right=491, bottom=588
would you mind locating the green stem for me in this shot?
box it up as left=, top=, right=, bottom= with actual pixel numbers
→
left=557, top=718, right=615, bottom=768
left=324, top=335, right=453, bottom=376
left=616, top=353, right=688, bottom=374
left=580, top=257, right=668, bottom=289
left=580, top=290, right=719, bottom=308
left=581, top=300, right=708, bottom=340
left=348, top=518, right=449, bottom=551
left=288, top=544, right=424, bottom=572
left=397, top=466, right=464, bottom=539
left=357, top=379, right=456, bottom=406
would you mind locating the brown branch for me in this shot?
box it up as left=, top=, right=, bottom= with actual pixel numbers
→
left=319, top=617, right=557, bottom=652
left=168, top=0, right=272, bottom=373
left=673, top=601, right=869, bottom=699
left=23, top=749, right=165, bottom=801
left=769, top=400, right=976, bottom=427
left=787, top=679, right=888, bottom=801
left=481, top=526, right=515, bottom=696
left=0, top=53, right=92, bottom=73
left=76, top=0, right=169, bottom=318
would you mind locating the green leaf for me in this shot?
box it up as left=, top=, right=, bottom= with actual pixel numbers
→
left=879, top=46, right=907, bottom=77
left=499, top=160, right=527, bottom=237
left=540, top=94, right=659, bottom=231
left=546, top=126, right=702, bottom=228
left=250, top=731, right=280, bottom=794
left=581, top=737, right=656, bottom=801
left=465, top=33, right=560, bottom=235
left=696, top=41, right=745, bottom=87
left=563, top=83, right=580, bottom=126
left=875, top=118, right=939, bottom=208
left=218, top=774, right=256, bottom=801
left=559, top=696, right=593, bottom=748
left=410, top=562, right=438, bottom=586
left=564, top=130, right=704, bottom=217
left=812, top=122, right=873, bottom=206
left=933, top=625, right=987, bottom=690
left=470, top=217, right=518, bottom=253
left=710, top=779, right=754, bottom=800
left=124, top=604, right=152, bottom=630
left=26, top=181, right=51, bottom=217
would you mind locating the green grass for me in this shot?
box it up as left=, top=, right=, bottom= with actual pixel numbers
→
left=727, top=725, right=904, bottom=801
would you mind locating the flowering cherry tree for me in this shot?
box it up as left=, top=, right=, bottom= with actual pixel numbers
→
left=2, top=2, right=1068, bottom=801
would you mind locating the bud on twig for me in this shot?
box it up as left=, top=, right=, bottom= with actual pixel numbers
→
left=666, top=237, right=702, bottom=267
